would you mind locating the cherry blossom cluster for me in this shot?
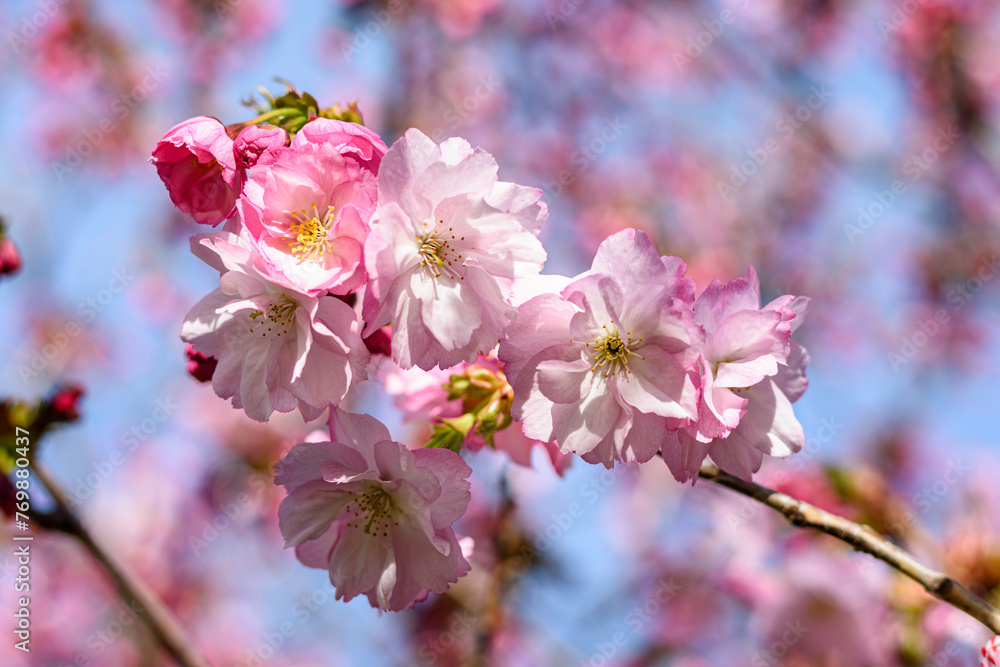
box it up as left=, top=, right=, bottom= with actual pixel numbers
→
left=153, top=95, right=810, bottom=612
left=500, top=229, right=810, bottom=481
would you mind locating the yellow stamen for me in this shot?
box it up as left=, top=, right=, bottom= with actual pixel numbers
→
left=287, top=202, right=336, bottom=262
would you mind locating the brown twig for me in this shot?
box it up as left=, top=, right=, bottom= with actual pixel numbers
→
left=697, top=461, right=1000, bottom=635
left=30, top=462, right=212, bottom=667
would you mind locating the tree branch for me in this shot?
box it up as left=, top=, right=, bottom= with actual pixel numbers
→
left=30, top=462, right=213, bottom=667
left=698, top=461, right=1000, bottom=635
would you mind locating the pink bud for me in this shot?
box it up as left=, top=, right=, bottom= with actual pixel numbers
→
left=150, top=116, right=243, bottom=226
left=47, top=384, right=84, bottom=422
left=185, top=344, right=217, bottom=383
left=0, top=237, right=22, bottom=276
left=363, top=325, right=392, bottom=357
left=233, top=124, right=289, bottom=169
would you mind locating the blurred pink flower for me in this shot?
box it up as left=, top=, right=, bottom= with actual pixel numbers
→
left=151, top=116, right=243, bottom=226
left=422, top=0, right=499, bottom=40
left=647, top=573, right=726, bottom=647
left=766, top=466, right=853, bottom=519
left=276, top=409, right=472, bottom=612
left=180, top=229, right=368, bottom=422
left=500, top=229, right=702, bottom=468
left=752, top=549, right=896, bottom=666
left=363, top=129, right=547, bottom=370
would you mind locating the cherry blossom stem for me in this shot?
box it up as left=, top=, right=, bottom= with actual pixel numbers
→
left=224, top=108, right=301, bottom=138
left=697, top=461, right=1000, bottom=634
left=30, top=462, right=213, bottom=667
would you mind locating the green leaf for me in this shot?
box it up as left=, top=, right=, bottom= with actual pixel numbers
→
left=426, top=424, right=465, bottom=453
left=425, top=414, right=477, bottom=452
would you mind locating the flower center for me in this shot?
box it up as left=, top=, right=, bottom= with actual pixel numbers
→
left=344, top=487, right=398, bottom=538
left=248, top=300, right=296, bottom=340
left=416, top=219, right=467, bottom=280
left=574, top=325, right=644, bottom=378
left=287, top=202, right=336, bottom=262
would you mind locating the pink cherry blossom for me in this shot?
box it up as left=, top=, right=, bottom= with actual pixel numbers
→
left=180, top=228, right=369, bottom=422
left=362, top=129, right=547, bottom=370
left=275, top=408, right=472, bottom=612
left=499, top=229, right=702, bottom=468
left=661, top=268, right=809, bottom=482
left=150, top=116, right=243, bottom=226
left=233, top=124, right=289, bottom=168
left=237, top=125, right=380, bottom=296
left=293, top=117, right=388, bottom=174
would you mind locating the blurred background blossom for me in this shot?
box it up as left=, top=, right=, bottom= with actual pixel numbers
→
left=2, top=0, right=1000, bottom=664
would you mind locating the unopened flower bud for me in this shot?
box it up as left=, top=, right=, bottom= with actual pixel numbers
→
left=46, top=384, right=84, bottom=423
left=185, top=344, right=217, bottom=383
left=150, top=116, right=243, bottom=226
left=0, top=236, right=21, bottom=277
left=233, top=124, right=289, bottom=169
left=363, top=326, right=392, bottom=357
